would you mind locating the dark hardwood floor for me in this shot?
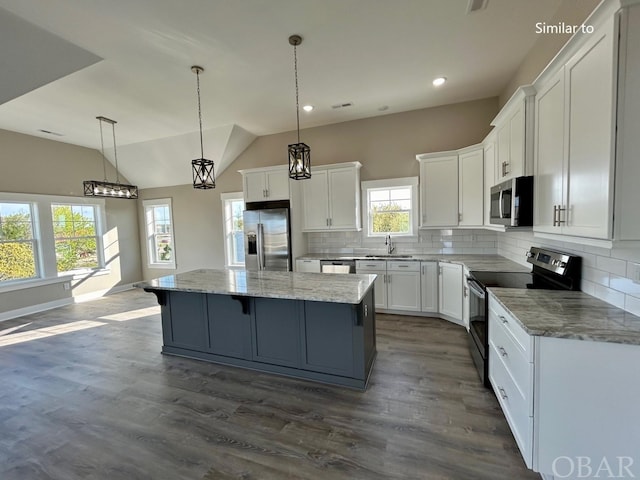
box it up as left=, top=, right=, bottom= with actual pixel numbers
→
left=0, top=290, right=538, bottom=480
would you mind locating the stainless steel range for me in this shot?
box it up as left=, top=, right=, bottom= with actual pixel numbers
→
left=466, top=247, right=582, bottom=387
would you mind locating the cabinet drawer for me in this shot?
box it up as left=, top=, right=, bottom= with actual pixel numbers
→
left=488, top=296, right=532, bottom=359
left=489, top=314, right=533, bottom=409
left=387, top=261, right=420, bottom=272
left=296, top=259, right=321, bottom=273
left=489, top=342, right=533, bottom=468
left=356, top=260, right=386, bottom=271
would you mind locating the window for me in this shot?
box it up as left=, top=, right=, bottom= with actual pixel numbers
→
left=361, top=177, right=419, bottom=237
left=221, top=193, right=245, bottom=267
left=51, top=204, right=99, bottom=273
left=0, top=202, right=38, bottom=282
left=1, top=193, right=107, bottom=289
left=143, top=198, right=176, bottom=269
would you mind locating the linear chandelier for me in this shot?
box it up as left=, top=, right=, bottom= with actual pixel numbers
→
left=191, top=66, right=215, bottom=189
left=83, top=116, right=138, bottom=199
left=288, top=34, right=311, bottom=180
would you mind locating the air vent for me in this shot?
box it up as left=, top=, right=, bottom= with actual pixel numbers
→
left=466, top=0, right=488, bottom=14
left=331, top=102, right=353, bottom=109
left=38, top=129, right=63, bottom=136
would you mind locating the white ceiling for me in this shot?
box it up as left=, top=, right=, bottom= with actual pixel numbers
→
left=0, top=0, right=565, bottom=188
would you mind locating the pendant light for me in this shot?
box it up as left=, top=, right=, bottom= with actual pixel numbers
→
left=190, top=66, right=215, bottom=189
left=288, top=34, right=311, bottom=180
left=83, top=116, right=138, bottom=199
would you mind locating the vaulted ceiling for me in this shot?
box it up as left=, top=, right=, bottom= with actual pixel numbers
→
left=0, top=0, right=565, bottom=188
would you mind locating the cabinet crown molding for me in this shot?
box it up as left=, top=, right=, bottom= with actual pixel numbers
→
left=415, top=150, right=458, bottom=161
left=311, top=161, right=362, bottom=171
left=238, top=164, right=288, bottom=175
left=491, top=85, right=535, bottom=127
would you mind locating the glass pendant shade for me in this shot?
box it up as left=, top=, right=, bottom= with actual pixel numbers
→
left=288, top=142, right=311, bottom=180
left=192, top=158, right=215, bottom=189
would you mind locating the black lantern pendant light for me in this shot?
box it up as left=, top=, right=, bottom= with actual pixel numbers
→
left=288, top=35, right=311, bottom=180
left=191, top=66, right=215, bottom=189
left=83, top=116, right=138, bottom=199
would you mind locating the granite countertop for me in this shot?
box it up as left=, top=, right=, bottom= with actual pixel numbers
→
left=297, top=254, right=531, bottom=273
left=134, top=269, right=376, bottom=305
left=488, top=287, right=640, bottom=345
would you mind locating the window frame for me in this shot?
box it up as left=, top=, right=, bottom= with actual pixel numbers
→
left=0, top=192, right=107, bottom=292
left=361, top=177, right=419, bottom=239
left=51, top=202, right=103, bottom=275
left=0, top=201, right=40, bottom=283
left=143, top=198, right=177, bottom=270
left=221, top=192, right=245, bottom=268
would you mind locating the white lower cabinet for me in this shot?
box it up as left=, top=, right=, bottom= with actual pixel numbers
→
left=488, top=295, right=534, bottom=468
left=387, top=261, right=421, bottom=312
left=295, top=259, right=320, bottom=273
left=355, top=260, right=387, bottom=310
left=420, top=262, right=438, bottom=313
left=488, top=292, right=640, bottom=477
left=438, top=262, right=463, bottom=323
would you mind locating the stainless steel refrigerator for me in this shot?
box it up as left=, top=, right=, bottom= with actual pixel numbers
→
left=243, top=200, right=292, bottom=271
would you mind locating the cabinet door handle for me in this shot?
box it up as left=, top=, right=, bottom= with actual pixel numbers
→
left=422, top=265, right=425, bottom=275
left=458, top=213, right=462, bottom=222
left=329, top=218, right=332, bottom=226
left=553, top=205, right=558, bottom=227
left=498, top=387, right=508, bottom=400
left=266, top=189, right=269, bottom=198
left=557, top=205, right=566, bottom=225
left=499, top=315, right=508, bottom=325
left=398, top=265, right=409, bottom=268
left=464, top=286, right=468, bottom=298
left=498, top=346, right=508, bottom=357
left=326, top=218, right=329, bottom=226
left=388, top=274, right=391, bottom=284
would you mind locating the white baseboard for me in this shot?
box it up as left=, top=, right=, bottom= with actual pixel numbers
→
left=0, top=283, right=135, bottom=322
left=72, top=283, right=134, bottom=303
left=0, top=298, right=73, bottom=322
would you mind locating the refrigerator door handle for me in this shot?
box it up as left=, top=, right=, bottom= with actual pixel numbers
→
left=257, top=223, right=265, bottom=270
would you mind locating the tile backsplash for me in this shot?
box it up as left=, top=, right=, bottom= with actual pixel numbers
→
left=307, top=229, right=498, bottom=256
left=498, top=229, right=640, bottom=316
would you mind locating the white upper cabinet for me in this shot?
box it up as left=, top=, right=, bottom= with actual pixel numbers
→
left=240, top=165, right=290, bottom=203
left=533, top=1, right=640, bottom=242
left=483, top=132, right=497, bottom=226
left=300, top=162, right=362, bottom=232
left=416, top=146, right=484, bottom=228
left=492, top=86, right=535, bottom=182
left=458, top=145, right=484, bottom=227
left=533, top=68, right=565, bottom=234
left=417, top=152, right=458, bottom=227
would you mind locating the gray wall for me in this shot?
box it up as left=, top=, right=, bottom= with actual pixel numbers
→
left=137, top=97, right=499, bottom=279
left=0, top=129, right=142, bottom=314
left=499, top=0, right=601, bottom=107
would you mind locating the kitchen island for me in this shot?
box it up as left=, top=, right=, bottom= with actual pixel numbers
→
left=135, top=269, right=377, bottom=390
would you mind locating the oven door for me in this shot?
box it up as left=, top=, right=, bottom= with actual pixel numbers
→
left=466, top=277, right=487, bottom=354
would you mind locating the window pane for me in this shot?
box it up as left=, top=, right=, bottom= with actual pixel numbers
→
left=0, top=241, right=37, bottom=281
left=372, top=211, right=410, bottom=234
left=390, top=188, right=411, bottom=201
left=0, top=203, right=32, bottom=240
left=369, top=190, right=389, bottom=202
left=154, top=234, right=173, bottom=262
left=52, top=204, right=99, bottom=273
left=55, top=238, right=98, bottom=272
left=232, top=231, right=245, bottom=264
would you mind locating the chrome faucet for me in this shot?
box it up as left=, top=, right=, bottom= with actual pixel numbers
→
left=385, top=234, right=395, bottom=255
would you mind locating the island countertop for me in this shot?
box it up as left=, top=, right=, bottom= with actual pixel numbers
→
left=488, top=287, right=640, bottom=345
left=134, top=268, right=376, bottom=305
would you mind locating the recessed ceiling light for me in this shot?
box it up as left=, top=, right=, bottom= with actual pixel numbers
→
left=303, top=105, right=314, bottom=112
left=432, top=77, right=447, bottom=87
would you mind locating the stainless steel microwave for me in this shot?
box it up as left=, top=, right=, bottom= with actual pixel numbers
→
left=490, top=176, right=534, bottom=226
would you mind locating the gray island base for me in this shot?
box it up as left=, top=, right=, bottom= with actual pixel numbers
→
left=135, top=269, right=377, bottom=390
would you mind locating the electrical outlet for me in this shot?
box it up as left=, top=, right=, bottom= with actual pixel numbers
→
left=63, top=282, right=71, bottom=291
left=632, top=263, right=640, bottom=284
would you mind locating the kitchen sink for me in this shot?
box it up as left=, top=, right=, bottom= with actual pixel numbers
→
left=364, top=254, right=413, bottom=258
